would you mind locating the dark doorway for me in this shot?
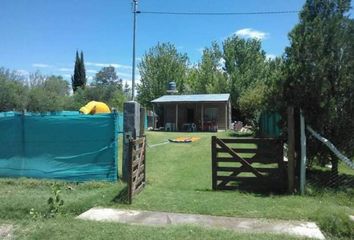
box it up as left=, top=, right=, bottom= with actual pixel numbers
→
left=187, top=108, right=194, bottom=123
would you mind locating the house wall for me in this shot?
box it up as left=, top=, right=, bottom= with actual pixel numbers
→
left=161, top=101, right=230, bottom=130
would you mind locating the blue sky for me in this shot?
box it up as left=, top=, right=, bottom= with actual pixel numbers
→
left=0, top=0, right=352, bottom=85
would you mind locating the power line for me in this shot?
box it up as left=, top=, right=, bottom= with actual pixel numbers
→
left=138, top=10, right=299, bottom=16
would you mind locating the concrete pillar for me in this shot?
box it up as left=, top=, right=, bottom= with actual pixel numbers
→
left=225, top=102, right=227, bottom=130
left=175, top=104, right=178, bottom=131
left=122, top=101, right=141, bottom=181
left=201, top=103, right=204, bottom=131
left=140, top=107, right=145, bottom=137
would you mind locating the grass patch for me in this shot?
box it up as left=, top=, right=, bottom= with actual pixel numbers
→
left=12, top=217, right=310, bottom=240
left=0, top=131, right=353, bottom=239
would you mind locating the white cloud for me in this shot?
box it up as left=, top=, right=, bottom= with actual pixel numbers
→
left=217, top=58, right=226, bottom=72
left=58, top=68, right=72, bottom=72
left=266, top=54, right=277, bottom=60
left=197, top=47, right=204, bottom=54
left=16, top=69, right=29, bottom=76
left=86, top=62, right=132, bottom=70
left=62, top=74, right=71, bottom=78
left=235, top=28, right=268, bottom=40
left=86, top=69, right=97, bottom=74
left=32, top=63, right=51, bottom=68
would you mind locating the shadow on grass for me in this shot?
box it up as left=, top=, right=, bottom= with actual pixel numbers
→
left=306, top=168, right=354, bottom=192
left=112, top=185, right=130, bottom=204
left=195, top=176, right=287, bottom=196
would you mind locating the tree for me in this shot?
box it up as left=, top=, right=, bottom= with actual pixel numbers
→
left=43, top=76, right=69, bottom=96
left=123, top=81, right=131, bottom=100
left=137, top=42, right=188, bottom=107
left=26, top=75, right=69, bottom=112
left=93, top=66, right=122, bottom=87
left=284, top=0, right=354, bottom=174
left=71, top=51, right=86, bottom=92
left=0, top=68, right=28, bottom=111
left=187, top=42, right=227, bottom=94
left=222, top=36, right=268, bottom=121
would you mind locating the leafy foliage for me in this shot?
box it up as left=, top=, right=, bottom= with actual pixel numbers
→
left=71, top=50, right=86, bottom=92
left=137, top=42, right=189, bottom=107
left=93, top=66, right=122, bottom=86
left=0, top=68, right=28, bottom=111
left=284, top=0, right=354, bottom=169
left=27, top=75, right=69, bottom=112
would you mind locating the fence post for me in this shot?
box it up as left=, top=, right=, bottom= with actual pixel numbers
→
left=211, top=136, right=217, bottom=190
left=127, top=138, right=133, bottom=204
left=299, top=110, right=307, bottom=195
left=287, top=106, right=295, bottom=193
left=123, top=101, right=141, bottom=181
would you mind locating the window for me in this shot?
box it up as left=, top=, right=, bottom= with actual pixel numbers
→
left=205, top=108, right=218, bottom=121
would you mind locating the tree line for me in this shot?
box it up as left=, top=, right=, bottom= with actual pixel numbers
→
left=137, top=0, right=354, bottom=168
left=0, top=0, right=353, bottom=168
left=0, top=51, right=130, bottom=113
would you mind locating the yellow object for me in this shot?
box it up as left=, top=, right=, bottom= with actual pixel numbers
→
left=79, top=101, right=111, bottom=115
left=168, top=137, right=200, bottom=143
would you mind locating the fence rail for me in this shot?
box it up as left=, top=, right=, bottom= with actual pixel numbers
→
left=211, top=136, right=285, bottom=191
left=127, top=136, right=146, bottom=204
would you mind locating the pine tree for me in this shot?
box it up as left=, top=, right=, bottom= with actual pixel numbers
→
left=71, top=50, right=86, bottom=92
left=80, top=51, right=86, bottom=87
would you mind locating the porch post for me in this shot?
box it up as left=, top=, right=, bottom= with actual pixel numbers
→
left=201, top=103, right=204, bottom=131
left=152, top=104, right=155, bottom=130
left=175, top=103, right=178, bottom=131
left=225, top=102, right=227, bottom=130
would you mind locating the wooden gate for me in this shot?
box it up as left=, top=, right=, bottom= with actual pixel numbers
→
left=211, top=136, right=285, bottom=191
left=127, top=136, right=146, bottom=204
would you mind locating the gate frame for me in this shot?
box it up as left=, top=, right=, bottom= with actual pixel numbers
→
left=127, top=135, right=146, bottom=204
left=211, top=136, right=284, bottom=191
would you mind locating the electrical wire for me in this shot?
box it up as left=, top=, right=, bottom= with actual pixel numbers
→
left=138, top=10, right=299, bottom=16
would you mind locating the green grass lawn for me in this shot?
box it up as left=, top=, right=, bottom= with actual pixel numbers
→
left=0, top=131, right=353, bottom=239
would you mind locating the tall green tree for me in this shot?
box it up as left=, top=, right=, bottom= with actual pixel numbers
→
left=93, top=66, right=122, bottom=87
left=222, top=36, right=268, bottom=120
left=71, top=51, right=86, bottom=92
left=284, top=0, right=354, bottom=173
left=0, top=68, right=28, bottom=111
left=187, top=42, right=227, bottom=94
left=137, top=42, right=188, bottom=107
left=27, top=75, right=70, bottom=112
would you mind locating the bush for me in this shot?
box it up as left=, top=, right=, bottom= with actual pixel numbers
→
left=313, top=210, right=354, bottom=239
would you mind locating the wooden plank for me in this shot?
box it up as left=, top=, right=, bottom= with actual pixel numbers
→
left=211, top=136, right=217, bottom=190
left=143, top=136, right=146, bottom=184
left=132, top=148, right=143, bottom=157
left=218, top=138, right=281, bottom=144
left=216, top=166, right=279, bottom=174
left=215, top=138, right=263, bottom=178
left=216, top=147, right=281, bottom=155
left=216, top=156, right=280, bottom=164
left=133, top=137, right=145, bottom=145
left=132, top=164, right=145, bottom=176
left=133, top=181, right=145, bottom=195
left=134, top=173, right=145, bottom=186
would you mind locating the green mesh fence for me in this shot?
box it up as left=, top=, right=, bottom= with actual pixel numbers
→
left=258, top=112, right=282, bottom=138
left=0, top=111, right=119, bottom=182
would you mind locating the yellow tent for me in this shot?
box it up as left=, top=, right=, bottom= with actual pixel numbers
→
left=79, top=101, right=111, bottom=114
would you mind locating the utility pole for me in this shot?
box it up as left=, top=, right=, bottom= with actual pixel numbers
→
left=131, top=0, right=139, bottom=100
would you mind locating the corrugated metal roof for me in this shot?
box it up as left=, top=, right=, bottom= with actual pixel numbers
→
left=151, top=94, right=230, bottom=103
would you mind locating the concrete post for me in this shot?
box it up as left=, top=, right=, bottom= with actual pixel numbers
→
left=287, top=106, right=295, bottom=193
left=140, top=107, right=145, bottom=137
left=122, top=101, right=141, bottom=181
